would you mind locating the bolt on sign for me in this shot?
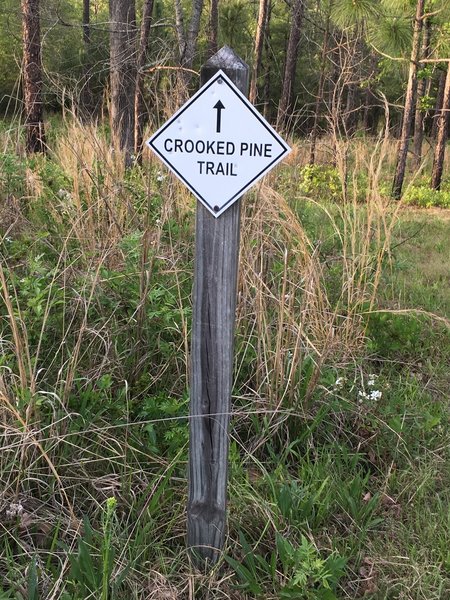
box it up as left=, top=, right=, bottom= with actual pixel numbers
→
left=146, top=70, right=290, bottom=217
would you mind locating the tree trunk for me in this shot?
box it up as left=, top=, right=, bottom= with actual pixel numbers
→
left=249, top=0, right=270, bottom=105
left=262, top=2, right=272, bottom=119
left=79, top=0, right=94, bottom=120
left=174, top=0, right=186, bottom=60
left=391, top=0, right=425, bottom=199
left=413, top=18, right=431, bottom=169
left=343, top=31, right=363, bottom=137
left=431, top=62, right=450, bottom=190
left=174, top=0, right=204, bottom=87
left=431, top=69, right=446, bottom=140
left=82, top=0, right=90, bottom=45
left=276, top=0, right=304, bottom=129
left=134, top=0, right=155, bottom=157
left=309, top=11, right=330, bottom=164
left=362, top=54, right=378, bottom=133
left=21, top=0, right=46, bottom=153
left=207, top=0, right=219, bottom=57
left=109, top=0, right=136, bottom=166
left=183, top=0, right=204, bottom=72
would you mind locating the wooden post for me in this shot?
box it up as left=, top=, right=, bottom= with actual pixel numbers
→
left=187, top=47, right=249, bottom=565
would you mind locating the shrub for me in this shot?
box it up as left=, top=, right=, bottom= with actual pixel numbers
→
left=403, top=185, right=450, bottom=209
left=298, top=164, right=342, bottom=202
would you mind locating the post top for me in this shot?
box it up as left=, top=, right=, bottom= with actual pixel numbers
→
left=203, top=46, right=249, bottom=72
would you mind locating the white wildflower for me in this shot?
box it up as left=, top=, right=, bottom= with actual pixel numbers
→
left=369, top=390, right=382, bottom=401
left=6, top=501, right=24, bottom=519
left=58, top=188, right=71, bottom=200
left=335, top=376, right=345, bottom=388
left=367, top=374, right=378, bottom=387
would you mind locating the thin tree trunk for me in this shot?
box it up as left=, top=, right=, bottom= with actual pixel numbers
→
left=309, top=11, right=330, bottom=164
left=262, top=2, right=272, bottom=119
left=413, top=18, right=431, bottom=169
left=183, top=0, right=204, bottom=71
left=134, top=0, right=155, bottom=157
left=362, top=54, right=378, bottom=132
left=343, top=30, right=362, bottom=137
left=391, top=0, right=425, bottom=199
left=431, top=69, right=446, bottom=139
left=431, top=62, right=450, bottom=190
left=175, top=0, right=204, bottom=87
left=344, top=84, right=357, bottom=134
left=109, top=0, right=137, bottom=166
left=277, top=0, right=304, bottom=129
left=21, top=0, right=46, bottom=153
left=174, top=0, right=186, bottom=60
left=362, top=87, right=376, bottom=132
left=82, top=0, right=90, bottom=45
left=79, top=0, right=94, bottom=119
left=207, top=0, right=219, bottom=57
left=249, top=0, right=270, bottom=105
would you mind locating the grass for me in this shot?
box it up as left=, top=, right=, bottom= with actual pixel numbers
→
left=0, top=117, right=449, bottom=599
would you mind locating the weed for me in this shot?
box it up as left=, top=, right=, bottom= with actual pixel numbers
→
left=226, top=531, right=346, bottom=599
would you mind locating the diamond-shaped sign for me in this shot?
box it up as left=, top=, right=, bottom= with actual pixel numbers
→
left=146, top=70, right=290, bottom=217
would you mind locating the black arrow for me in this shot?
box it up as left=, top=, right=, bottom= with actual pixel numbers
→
left=213, top=100, right=225, bottom=133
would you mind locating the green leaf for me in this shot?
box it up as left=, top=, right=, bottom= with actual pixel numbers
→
left=224, top=556, right=262, bottom=596
left=27, top=558, right=39, bottom=600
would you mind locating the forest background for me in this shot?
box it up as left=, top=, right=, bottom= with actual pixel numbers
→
left=0, top=0, right=450, bottom=599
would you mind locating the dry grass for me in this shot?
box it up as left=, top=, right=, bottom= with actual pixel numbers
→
left=234, top=127, right=402, bottom=415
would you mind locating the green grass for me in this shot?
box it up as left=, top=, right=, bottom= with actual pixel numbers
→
left=0, top=126, right=449, bottom=599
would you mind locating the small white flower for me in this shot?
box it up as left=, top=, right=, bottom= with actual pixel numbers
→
left=58, top=188, right=71, bottom=200
left=367, top=374, right=378, bottom=387
left=369, top=390, right=382, bottom=401
left=6, top=501, right=24, bottom=519
left=156, top=175, right=165, bottom=182
left=335, top=376, right=345, bottom=388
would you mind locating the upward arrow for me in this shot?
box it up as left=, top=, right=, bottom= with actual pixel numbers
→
left=213, top=100, right=225, bottom=133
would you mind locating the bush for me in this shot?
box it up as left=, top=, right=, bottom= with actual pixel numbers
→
left=298, top=164, right=342, bottom=202
left=403, top=185, right=450, bottom=209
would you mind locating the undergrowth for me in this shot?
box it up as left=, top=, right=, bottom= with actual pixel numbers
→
left=0, top=118, right=449, bottom=599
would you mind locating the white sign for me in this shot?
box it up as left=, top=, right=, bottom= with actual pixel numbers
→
left=146, top=70, right=291, bottom=217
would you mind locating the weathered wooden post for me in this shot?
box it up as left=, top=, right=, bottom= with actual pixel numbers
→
left=146, top=45, right=289, bottom=566
left=187, top=47, right=249, bottom=564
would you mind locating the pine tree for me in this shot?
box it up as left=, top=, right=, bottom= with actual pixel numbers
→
left=109, top=0, right=137, bottom=166
left=277, top=0, right=305, bottom=129
left=21, top=0, right=46, bottom=153
left=391, top=0, right=425, bottom=199
left=431, top=61, right=450, bottom=190
left=134, top=0, right=155, bottom=158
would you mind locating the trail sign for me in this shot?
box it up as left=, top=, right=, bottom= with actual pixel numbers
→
left=146, top=69, right=290, bottom=217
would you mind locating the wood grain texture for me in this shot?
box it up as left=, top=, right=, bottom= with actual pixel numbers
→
left=187, top=46, right=249, bottom=565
